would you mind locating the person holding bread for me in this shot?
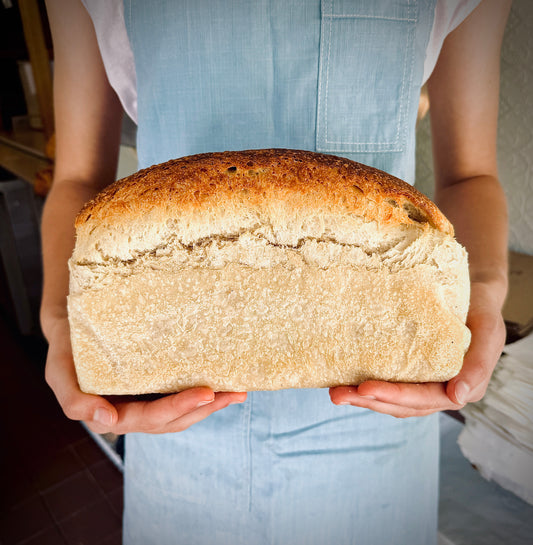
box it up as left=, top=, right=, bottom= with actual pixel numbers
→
left=41, top=0, right=511, bottom=544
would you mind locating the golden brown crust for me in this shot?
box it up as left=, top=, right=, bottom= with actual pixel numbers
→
left=75, top=149, right=453, bottom=236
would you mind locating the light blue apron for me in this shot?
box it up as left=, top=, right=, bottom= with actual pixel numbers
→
left=122, top=2, right=439, bottom=544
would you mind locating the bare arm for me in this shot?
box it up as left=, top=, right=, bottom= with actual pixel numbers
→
left=41, top=0, right=124, bottom=335
left=331, top=0, right=511, bottom=415
left=428, top=0, right=510, bottom=405
left=428, top=0, right=509, bottom=294
left=43, top=0, right=245, bottom=433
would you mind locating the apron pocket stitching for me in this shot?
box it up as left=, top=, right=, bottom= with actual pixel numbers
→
left=317, top=0, right=418, bottom=153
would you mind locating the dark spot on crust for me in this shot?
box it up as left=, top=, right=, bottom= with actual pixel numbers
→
left=402, top=202, right=427, bottom=224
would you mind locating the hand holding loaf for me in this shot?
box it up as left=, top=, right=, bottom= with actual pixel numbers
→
left=67, top=149, right=470, bottom=394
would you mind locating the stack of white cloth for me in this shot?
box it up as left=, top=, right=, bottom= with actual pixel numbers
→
left=458, top=332, right=533, bottom=505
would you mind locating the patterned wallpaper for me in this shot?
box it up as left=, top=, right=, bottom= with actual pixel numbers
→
left=415, top=0, right=533, bottom=255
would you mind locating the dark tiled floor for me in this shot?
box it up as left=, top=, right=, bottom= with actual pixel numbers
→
left=0, top=313, right=123, bottom=545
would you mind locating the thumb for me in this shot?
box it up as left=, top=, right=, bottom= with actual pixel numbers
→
left=45, top=336, right=118, bottom=428
left=47, top=360, right=118, bottom=427
left=446, top=310, right=505, bottom=406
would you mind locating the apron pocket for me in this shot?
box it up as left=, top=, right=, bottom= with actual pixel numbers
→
left=316, top=0, right=418, bottom=154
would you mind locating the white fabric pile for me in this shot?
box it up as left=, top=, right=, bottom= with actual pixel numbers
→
left=458, top=333, right=533, bottom=506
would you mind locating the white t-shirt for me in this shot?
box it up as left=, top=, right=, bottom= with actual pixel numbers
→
left=81, top=0, right=482, bottom=124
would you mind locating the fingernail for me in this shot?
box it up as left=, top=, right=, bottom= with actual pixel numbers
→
left=196, top=398, right=214, bottom=408
left=455, top=381, right=469, bottom=405
left=93, top=408, right=113, bottom=426
left=337, top=401, right=352, bottom=405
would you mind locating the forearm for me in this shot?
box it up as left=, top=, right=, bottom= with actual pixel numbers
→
left=40, top=180, right=101, bottom=340
left=41, top=0, right=124, bottom=340
left=435, top=174, right=508, bottom=311
left=425, top=0, right=511, bottom=312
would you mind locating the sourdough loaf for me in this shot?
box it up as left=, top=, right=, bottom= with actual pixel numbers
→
left=68, top=149, right=470, bottom=394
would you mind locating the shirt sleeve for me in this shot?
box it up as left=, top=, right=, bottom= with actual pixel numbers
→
left=423, top=0, right=483, bottom=84
left=80, top=0, right=138, bottom=123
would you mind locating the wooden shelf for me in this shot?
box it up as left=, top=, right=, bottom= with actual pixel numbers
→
left=0, top=138, right=52, bottom=185
left=0, top=128, right=48, bottom=159
left=18, top=0, right=54, bottom=140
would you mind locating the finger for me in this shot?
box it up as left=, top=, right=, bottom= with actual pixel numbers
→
left=330, top=383, right=460, bottom=417
left=161, top=392, right=248, bottom=434
left=107, top=387, right=215, bottom=434
left=447, top=311, right=505, bottom=405
left=106, top=390, right=247, bottom=435
left=357, top=381, right=460, bottom=411
left=330, top=387, right=440, bottom=418
left=331, top=382, right=460, bottom=411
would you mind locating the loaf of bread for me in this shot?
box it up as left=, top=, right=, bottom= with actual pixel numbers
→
left=67, top=149, right=470, bottom=394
